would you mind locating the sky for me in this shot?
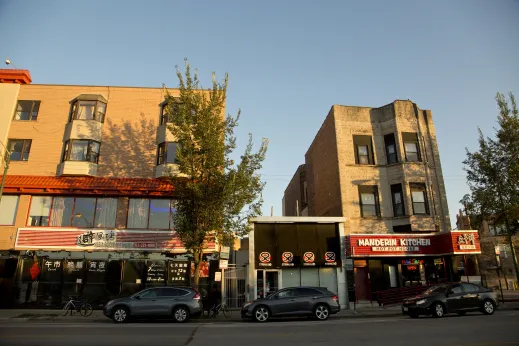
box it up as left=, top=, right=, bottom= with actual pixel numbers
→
left=1, top=0, right=518, bottom=228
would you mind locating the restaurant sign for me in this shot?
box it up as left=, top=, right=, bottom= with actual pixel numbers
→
left=15, top=228, right=216, bottom=253
left=346, top=231, right=481, bottom=257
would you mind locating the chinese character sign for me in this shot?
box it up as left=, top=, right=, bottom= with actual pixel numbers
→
left=168, top=261, right=189, bottom=285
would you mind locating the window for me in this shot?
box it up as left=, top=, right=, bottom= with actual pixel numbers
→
left=353, top=135, right=374, bottom=165
left=137, top=288, right=159, bottom=299
left=69, top=99, right=107, bottom=123
left=391, top=184, right=405, bottom=217
left=489, top=223, right=506, bottom=236
left=359, top=185, right=380, bottom=217
left=384, top=133, right=398, bottom=164
left=156, top=142, right=179, bottom=165
left=28, top=197, right=52, bottom=226
left=461, top=283, right=479, bottom=293
left=274, top=289, right=295, bottom=299
left=402, top=132, right=421, bottom=162
left=62, top=140, right=101, bottom=163
left=0, top=196, right=19, bottom=225
left=27, top=196, right=116, bottom=228
left=13, top=100, right=40, bottom=121
left=410, top=183, right=429, bottom=215
left=302, top=181, right=308, bottom=205
left=7, top=139, right=31, bottom=161
left=160, top=100, right=180, bottom=125
left=449, top=284, right=462, bottom=294
left=127, top=198, right=176, bottom=229
left=295, top=288, right=320, bottom=297
left=160, top=288, right=189, bottom=297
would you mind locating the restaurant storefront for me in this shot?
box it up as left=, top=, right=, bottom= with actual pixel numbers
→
left=249, top=218, right=347, bottom=307
left=12, top=228, right=216, bottom=308
left=345, top=231, right=482, bottom=303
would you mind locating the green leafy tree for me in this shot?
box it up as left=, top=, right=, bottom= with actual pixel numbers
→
left=463, top=92, right=519, bottom=283
left=164, top=60, right=268, bottom=288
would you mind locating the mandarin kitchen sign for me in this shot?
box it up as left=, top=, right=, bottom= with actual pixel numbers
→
left=357, top=238, right=431, bottom=252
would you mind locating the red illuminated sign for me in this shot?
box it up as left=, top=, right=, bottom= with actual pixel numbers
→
left=345, top=231, right=480, bottom=258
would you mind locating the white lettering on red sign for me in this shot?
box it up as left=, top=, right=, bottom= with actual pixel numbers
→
left=357, top=238, right=431, bottom=248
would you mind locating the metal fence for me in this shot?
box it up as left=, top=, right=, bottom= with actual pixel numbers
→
left=222, top=267, right=247, bottom=309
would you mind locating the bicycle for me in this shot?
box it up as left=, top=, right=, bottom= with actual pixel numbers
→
left=61, top=297, right=93, bottom=317
left=208, top=300, right=231, bottom=318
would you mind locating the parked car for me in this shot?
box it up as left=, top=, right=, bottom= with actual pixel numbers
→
left=103, top=287, right=202, bottom=323
left=241, top=286, right=340, bottom=322
left=402, top=282, right=498, bottom=318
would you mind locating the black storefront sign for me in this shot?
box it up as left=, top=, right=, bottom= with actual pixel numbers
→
left=168, top=261, right=189, bottom=285
left=86, top=260, right=107, bottom=285
left=254, top=223, right=342, bottom=269
left=64, top=260, right=85, bottom=283
left=147, top=261, right=166, bottom=283
left=41, top=259, right=63, bottom=282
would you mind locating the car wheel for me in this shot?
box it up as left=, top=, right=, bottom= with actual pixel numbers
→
left=253, top=306, right=270, bottom=323
left=457, top=311, right=466, bottom=316
left=409, top=312, right=419, bottom=319
left=314, top=304, right=330, bottom=321
left=482, top=300, right=496, bottom=315
left=432, top=303, right=445, bottom=318
left=112, top=306, right=130, bottom=323
left=173, top=306, right=190, bottom=323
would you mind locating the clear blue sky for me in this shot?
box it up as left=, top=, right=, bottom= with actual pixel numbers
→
left=1, top=0, right=518, bottom=227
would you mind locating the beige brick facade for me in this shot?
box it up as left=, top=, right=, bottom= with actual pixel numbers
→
left=284, top=100, right=451, bottom=236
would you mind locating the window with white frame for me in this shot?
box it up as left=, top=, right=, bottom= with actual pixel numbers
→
left=127, top=198, right=176, bottom=229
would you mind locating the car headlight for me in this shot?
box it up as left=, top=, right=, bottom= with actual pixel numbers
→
left=416, top=299, right=427, bottom=305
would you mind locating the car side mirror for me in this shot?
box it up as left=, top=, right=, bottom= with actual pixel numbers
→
left=447, top=290, right=454, bottom=296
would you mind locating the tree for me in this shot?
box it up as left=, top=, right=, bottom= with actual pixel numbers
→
left=463, top=92, right=519, bottom=283
left=164, top=60, right=268, bottom=289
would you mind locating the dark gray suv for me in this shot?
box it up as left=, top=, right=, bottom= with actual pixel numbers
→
left=241, top=286, right=340, bottom=322
left=103, top=287, right=202, bottom=323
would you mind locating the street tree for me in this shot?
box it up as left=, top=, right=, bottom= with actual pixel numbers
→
left=164, top=60, right=268, bottom=289
left=462, top=92, right=519, bottom=283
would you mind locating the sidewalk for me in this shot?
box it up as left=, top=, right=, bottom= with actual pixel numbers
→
left=1, top=302, right=517, bottom=323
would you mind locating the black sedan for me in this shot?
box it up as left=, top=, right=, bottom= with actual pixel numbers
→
left=241, top=286, right=340, bottom=322
left=402, top=282, right=498, bottom=318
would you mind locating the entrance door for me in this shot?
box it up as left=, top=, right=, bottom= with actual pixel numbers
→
left=256, top=270, right=280, bottom=299
left=354, top=267, right=371, bottom=301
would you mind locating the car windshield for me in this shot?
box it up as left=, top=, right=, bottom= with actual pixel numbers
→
left=423, top=285, right=448, bottom=296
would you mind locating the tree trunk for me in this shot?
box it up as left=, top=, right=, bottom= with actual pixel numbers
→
left=192, top=249, right=203, bottom=291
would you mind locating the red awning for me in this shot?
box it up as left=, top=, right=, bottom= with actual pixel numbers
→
left=0, top=175, right=176, bottom=196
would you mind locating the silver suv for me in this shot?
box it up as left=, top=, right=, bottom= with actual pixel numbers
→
left=103, top=287, right=202, bottom=323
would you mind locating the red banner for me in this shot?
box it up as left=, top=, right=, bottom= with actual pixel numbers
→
left=345, top=231, right=480, bottom=257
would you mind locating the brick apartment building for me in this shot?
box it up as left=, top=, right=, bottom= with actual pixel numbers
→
left=283, top=101, right=481, bottom=303
left=0, top=69, right=217, bottom=308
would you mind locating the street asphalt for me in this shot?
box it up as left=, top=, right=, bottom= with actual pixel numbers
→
left=0, top=310, right=518, bottom=346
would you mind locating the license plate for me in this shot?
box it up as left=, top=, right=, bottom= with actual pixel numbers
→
left=403, top=306, right=408, bottom=312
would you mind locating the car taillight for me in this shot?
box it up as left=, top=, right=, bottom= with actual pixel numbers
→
left=193, top=291, right=201, bottom=300
left=332, top=295, right=339, bottom=302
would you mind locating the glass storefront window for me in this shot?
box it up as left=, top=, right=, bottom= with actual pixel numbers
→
left=94, top=198, right=117, bottom=228
left=127, top=199, right=149, bottom=229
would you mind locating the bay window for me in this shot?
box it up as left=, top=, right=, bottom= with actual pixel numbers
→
left=69, top=96, right=107, bottom=123
left=157, top=142, right=179, bottom=165
left=410, top=183, right=429, bottom=215
left=62, top=140, right=101, bottom=163
left=358, top=185, right=380, bottom=217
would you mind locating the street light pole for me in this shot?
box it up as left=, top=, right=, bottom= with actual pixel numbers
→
left=0, top=141, right=11, bottom=204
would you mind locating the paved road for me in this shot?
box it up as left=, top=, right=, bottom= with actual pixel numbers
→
left=1, top=311, right=518, bottom=346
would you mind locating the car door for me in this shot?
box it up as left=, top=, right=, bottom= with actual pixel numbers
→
left=158, top=288, right=188, bottom=315
left=268, top=289, right=297, bottom=316
left=130, top=288, right=162, bottom=316
left=461, top=283, right=481, bottom=311
left=294, top=288, right=322, bottom=314
left=445, top=284, right=464, bottom=312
